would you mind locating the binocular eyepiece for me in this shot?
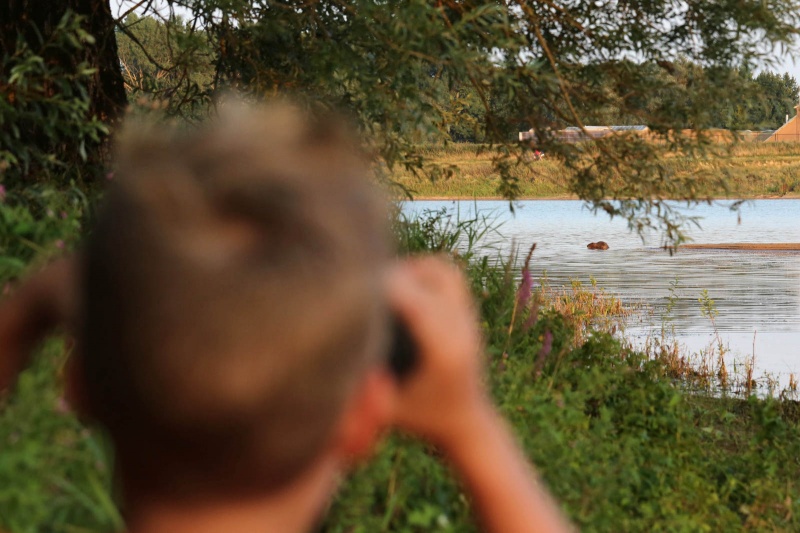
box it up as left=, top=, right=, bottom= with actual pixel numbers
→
left=388, top=315, right=418, bottom=379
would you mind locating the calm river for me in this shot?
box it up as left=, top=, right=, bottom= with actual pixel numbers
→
left=402, top=199, right=800, bottom=381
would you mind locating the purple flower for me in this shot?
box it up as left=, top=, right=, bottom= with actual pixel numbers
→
left=0, top=184, right=5, bottom=202
left=55, top=396, right=71, bottom=415
left=532, top=329, right=553, bottom=378
left=538, top=329, right=553, bottom=360
left=55, top=240, right=65, bottom=249
left=522, top=299, right=539, bottom=332
left=516, top=265, right=532, bottom=311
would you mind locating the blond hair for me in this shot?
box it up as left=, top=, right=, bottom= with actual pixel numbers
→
left=80, top=102, right=391, bottom=496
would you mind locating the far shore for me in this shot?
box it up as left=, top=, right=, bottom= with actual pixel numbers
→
left=680, top=243, right=800, bottom=251
left=391, top=142, right=800, bottom=200
left=404, top=194, right=800, bottom=201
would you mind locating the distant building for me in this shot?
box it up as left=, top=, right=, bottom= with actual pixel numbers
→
left=765, top=105, right=800, bottom=142
left=519, top=125, right=650, bottom=143
left=520, top=124, right=785, bottom=144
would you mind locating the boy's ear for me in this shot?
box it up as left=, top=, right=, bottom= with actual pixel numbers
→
left=331, top=367, right=397, bottom=465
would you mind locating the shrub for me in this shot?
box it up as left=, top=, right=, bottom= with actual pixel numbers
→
left=4, top=210, right=800, bottom=532
left=0, top=186, right=88, bottom=284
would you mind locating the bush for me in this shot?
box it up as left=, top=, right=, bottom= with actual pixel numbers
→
left=0, top=186, right=89, bottom=283
left=0, top=340, right=121, bottom=533
left=4, top=210, right=800, bottom=532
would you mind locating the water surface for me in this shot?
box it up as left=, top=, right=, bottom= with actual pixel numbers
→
left=402, top=199, right=800, bottom=379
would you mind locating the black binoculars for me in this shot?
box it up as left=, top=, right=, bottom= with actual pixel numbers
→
left=388, top=315, right=418, bottom=379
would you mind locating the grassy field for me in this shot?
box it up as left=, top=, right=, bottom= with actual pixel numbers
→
left=390, top=142, right=800, bottom=199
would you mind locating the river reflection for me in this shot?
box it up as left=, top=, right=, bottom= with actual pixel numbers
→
left=402, top=199, right=800, bottom=378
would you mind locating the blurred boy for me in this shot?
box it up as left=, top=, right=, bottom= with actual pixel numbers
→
left=0, top=103, right=572, bottom=533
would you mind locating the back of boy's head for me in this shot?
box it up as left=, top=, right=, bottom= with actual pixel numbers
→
left=81, top=102, right=392, bottom=498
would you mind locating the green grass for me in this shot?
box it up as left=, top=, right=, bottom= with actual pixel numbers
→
left=326, top=246, right=800, bottom=531
left=0, top=340, right=122, bottom=533
left=390, top=142, right=800, bottom=200
left=5, top=197, right=800, bottom=532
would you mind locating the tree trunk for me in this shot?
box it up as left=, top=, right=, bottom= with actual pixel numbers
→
left=1, top=0, right=127, bottom=124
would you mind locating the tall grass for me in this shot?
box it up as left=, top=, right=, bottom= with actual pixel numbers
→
left=327, top=213, right=800, bottom=531
left=393, top=210, right=796, bottom=399
left=5, top=208, right=800, bottom=531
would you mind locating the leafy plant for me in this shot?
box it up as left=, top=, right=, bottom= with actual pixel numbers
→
left=0, top=186, right=88, bottom=283
left=4, top=210, right=800, bottom=531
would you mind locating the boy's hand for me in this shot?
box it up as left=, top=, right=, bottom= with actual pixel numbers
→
left=387, top=256, right=493, bottom=449
left=387, top=256, right=574, bottom=533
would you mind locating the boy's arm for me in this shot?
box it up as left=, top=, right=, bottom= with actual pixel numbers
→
left=0, top=259, right=77, bottom=393
left=439, top=404, right=574, bottom=533
left=388, top=257, right=573, bottom=533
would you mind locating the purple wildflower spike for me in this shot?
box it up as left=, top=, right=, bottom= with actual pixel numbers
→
left=532, top=329, right=553, bottom=378
left=516, top=243, right=537, bottom=312
left=516, top=265, right=532, bottom=311
left=538, top=329, right=553, bottom=359
left=55, top=396, right=71, bottom=414
left=522, top=296, right=540, bottom=332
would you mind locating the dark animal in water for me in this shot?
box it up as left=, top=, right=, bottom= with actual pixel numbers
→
left=587, top=241, right=609, bottom=250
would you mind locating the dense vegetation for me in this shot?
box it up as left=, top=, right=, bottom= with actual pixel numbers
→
left=112, top=14, right=800, bottom=138
left=4, top=210, right=800, bottom=532
left=4, top=1, right=800, bottom=531
left=4, top=0, right=800, bottom=235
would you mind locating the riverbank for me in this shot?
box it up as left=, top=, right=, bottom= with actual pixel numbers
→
left=407, top=194, right=800, bottom=201
left=681, top=243, right=800, bottom=250
left=339, top=229, right=800, bottom=531
left=391, top=142, right=800, bottom=199
left=4, top=203, right=800, bottom=532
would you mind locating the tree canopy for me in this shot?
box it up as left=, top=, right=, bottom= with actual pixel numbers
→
left=2, top=0, right=800, bottom=242
left=749, top=71, right=800, bottom=129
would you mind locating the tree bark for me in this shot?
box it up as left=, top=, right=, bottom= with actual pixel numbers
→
left=1, top=0, right=127, bottom=123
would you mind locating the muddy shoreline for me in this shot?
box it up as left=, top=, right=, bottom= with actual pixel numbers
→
left=407, top=194, right=800, bottom=201
left=680, top=243, right=800, bottom=250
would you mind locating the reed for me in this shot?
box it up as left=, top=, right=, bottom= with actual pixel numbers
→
left=496, top=254, right=797, bottom=399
